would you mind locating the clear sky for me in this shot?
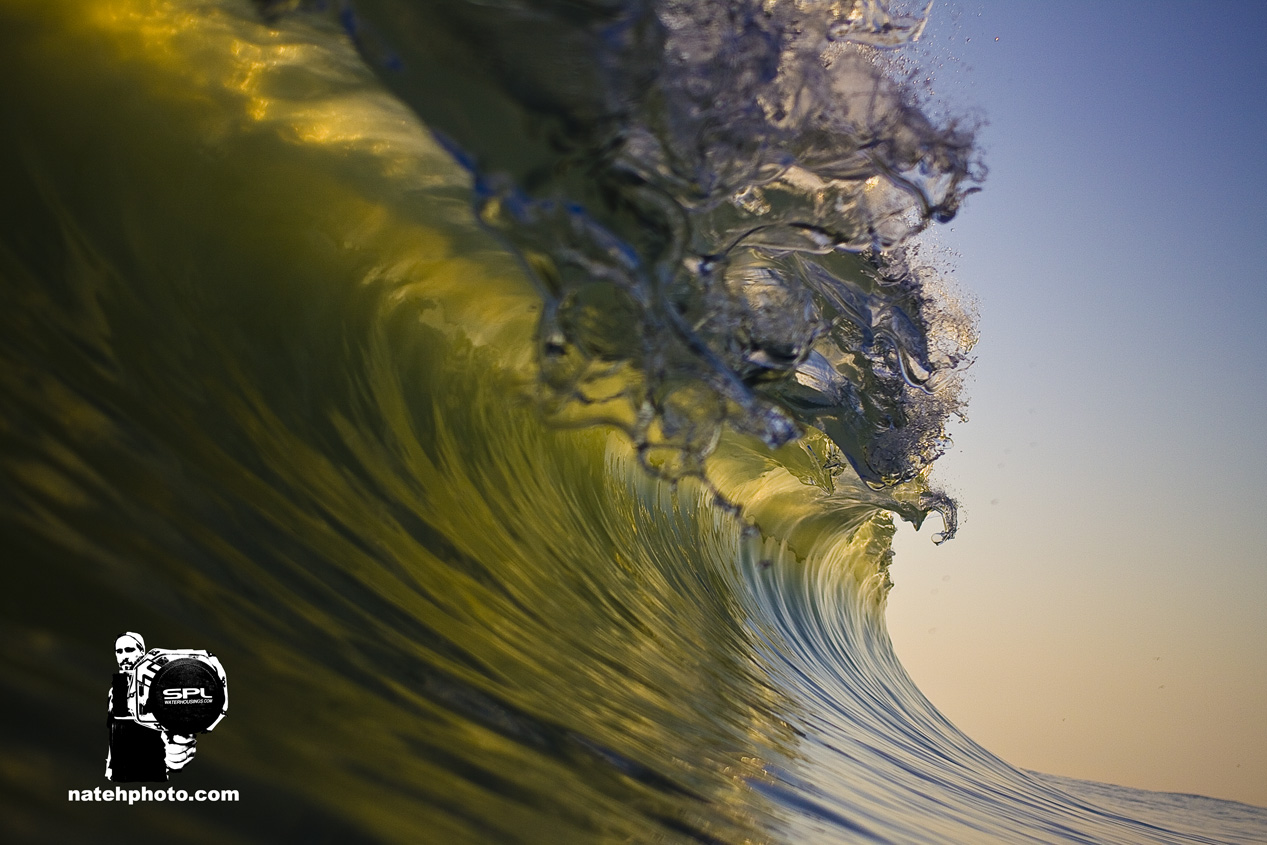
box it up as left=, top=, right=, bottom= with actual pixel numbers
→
left=885, top=1, right=1267, bottom=808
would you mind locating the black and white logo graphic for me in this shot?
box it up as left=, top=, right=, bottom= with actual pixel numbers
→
left=107, top=632, right=228, bottom=783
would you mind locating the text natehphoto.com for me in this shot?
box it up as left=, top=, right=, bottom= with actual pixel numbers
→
left=69, top=786, right=239, bottom=804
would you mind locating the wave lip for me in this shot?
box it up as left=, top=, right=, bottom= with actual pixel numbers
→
left=335, top=0, right=980, bottom=502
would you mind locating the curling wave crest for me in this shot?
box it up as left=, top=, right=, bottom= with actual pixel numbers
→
left=312, top=0, right=981, bottom=514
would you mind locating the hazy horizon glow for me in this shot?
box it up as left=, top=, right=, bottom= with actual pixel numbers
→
left=886, top=0, right=1267, bottom=807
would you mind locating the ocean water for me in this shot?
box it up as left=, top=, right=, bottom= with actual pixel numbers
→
left=0, top=1, right=1264, bottom=843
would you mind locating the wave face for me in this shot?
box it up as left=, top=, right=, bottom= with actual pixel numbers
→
left=0, top=1, right=1264, bottom=843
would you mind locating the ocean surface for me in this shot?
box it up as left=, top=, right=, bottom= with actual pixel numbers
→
left=1, top=1, right=1264, bottom=842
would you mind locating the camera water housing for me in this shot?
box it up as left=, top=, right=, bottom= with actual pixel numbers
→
left=127, top=649, right=229, bottom=734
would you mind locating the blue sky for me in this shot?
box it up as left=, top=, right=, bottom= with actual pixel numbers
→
left=886, top=0, right=1267, bottom=806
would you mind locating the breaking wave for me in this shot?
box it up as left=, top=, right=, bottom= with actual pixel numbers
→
left=0, top=1, right=1263, bottom=842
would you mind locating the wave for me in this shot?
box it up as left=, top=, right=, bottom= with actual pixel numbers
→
left=0, top=0, right=1264, bottom=843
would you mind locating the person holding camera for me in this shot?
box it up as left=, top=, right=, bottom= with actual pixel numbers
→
left=105, top=632, right=198, bottom=783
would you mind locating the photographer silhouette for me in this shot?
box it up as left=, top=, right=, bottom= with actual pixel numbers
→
left=105, top=632, right=225, bottom=783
